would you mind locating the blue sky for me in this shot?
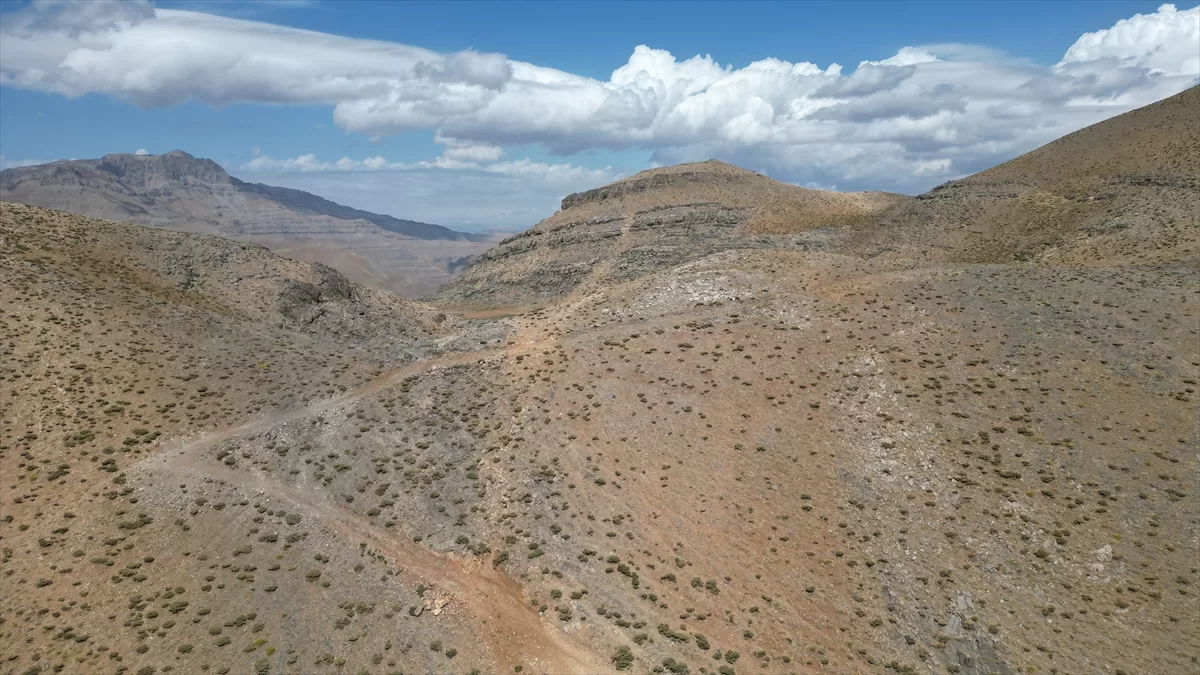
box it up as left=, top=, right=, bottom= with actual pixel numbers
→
left=1, top=0, right=1197, bottom=228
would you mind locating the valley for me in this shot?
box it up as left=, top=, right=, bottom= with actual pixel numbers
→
left=0, top=152, right=496, bottom=298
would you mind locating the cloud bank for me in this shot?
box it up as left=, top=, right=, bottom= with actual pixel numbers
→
left=241, top=151, right=615, bottom=183
left=2, top=0, right=1197, bottom=202
left=0, top=154, right=53, bottom=170
left=234, top=151, right=622, bottom=228
left=237, top=163, right=621, bottom=229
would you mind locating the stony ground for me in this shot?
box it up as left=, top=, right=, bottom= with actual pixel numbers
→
left=2, top=88, right=1198, bottom=675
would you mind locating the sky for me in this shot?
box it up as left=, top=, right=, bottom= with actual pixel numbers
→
left=0, top=0, right=1197, bottom=230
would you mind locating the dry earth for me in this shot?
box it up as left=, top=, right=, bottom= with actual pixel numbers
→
left=2, top=87, right=1198, bottom=675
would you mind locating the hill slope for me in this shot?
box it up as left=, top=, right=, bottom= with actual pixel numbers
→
left=0, top=151, right=494, bottom=297
left=437, top=160, right=906, bottom=309
left=0, top=202, right=562, bottom=675
left=849, top=86, right=1200, bottom=265
left=2, top=92, right=1197, bottom=675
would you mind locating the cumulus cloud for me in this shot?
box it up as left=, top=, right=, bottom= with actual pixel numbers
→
left=436, top=134, right=504, bottom=164
left=1060, top=3, right=1199, bottom=76
left=134, top=148, right=148, bottom=155
left=1, top=0, right=1197, bottom=193
left=0, top=0, right=513, bottom=115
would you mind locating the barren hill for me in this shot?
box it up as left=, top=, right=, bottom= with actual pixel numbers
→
left=0, top=151, right=495, bottom=297
left=2, top=91, right=1198, bottom=675
left=437, top=160, right=906, bottom=309
left=443, top=88, right=1198, bottom=314
left=849, top=86, right=1200, bottom=266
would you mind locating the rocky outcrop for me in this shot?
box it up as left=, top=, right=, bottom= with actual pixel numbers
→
left=559, top=162, right=757, bottom=210
left=437, top=160, right=904, bottom=308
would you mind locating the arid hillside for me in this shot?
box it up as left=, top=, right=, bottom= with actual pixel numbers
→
left=2, top=87, right=1198, bottom=675
left=0, top=152, right=495, bottom=298
left=0, top=202, right=516, bottom=675
left=848, top=86, right=1200, bottom=266
left=442, top=87, right=1198, bottom=314
left=436, top=160, right=906, bottom=309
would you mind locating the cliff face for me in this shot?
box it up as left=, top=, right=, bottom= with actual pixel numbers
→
left=0, top=151, right=495, bottom=297
left=437, top=160, right=906, bottom=308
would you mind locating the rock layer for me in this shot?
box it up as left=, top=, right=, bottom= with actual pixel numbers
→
left=437, top=160, right=905, bottom=307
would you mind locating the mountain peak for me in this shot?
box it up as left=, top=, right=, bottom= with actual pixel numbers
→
left=442, top=158, right=906, bottom=307
left=92, top=150, right=230, bottom=185
left=559, top=159, right=772, bottom=212
left=0, top=150, right=494, bottom=297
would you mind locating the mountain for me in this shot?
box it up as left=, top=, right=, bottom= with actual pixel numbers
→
left=3, top=90, right=1198, bottom=675
left=848, top=86, right=1200, bottom=266
left=442, top=88, right=1198, bottom=312
left=0, top=150, right=496, bottom=297
left=0, top=201, right=541, bottom=675
left=230, top=177, right=490, bottom=242
left=437, top=159, right=907, bottom=308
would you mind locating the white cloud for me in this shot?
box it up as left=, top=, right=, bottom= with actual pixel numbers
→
left=239, top=151, right=616, bottom=185
left=1, top=0, right=1197, bottom=193
left=443, top=145, right=502, bottom=162
left=859, top=46, right=940, bottom=68
left=0, top=1, right=512, bottom=113
left=237, top=159, right=623, bottom=229
left=243, top=152, right=350, bottom=172
left=1060, top=3, right=1200, bottom=76
left=484, top=158, right=616, bottom=184
left=0, top=154, right=52, bottom=170
left=134, top=147, right=148, bottom=155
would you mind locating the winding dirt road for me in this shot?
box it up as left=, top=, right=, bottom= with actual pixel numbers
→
left=132, top=332, right=606, bottom=674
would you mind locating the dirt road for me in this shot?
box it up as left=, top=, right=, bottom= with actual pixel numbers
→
left=132, top=334, right=606, bottom=674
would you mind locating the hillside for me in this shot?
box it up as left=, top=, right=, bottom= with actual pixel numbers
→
left=442, top=88, right=1199, bottom=314
left=436, top=160, right=906, bottom=309
left=0, top=202, right=539, bottom=675
left=0, top=151, right=495, bottom=297
left=848, top=86, right=1200, bottom=266
left=1, top=91, right=1198, bottom=675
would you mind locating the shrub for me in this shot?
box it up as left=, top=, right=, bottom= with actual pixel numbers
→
left=663, top=657, right=690, bottom=674
left=612, top=646, right=634, bottom=671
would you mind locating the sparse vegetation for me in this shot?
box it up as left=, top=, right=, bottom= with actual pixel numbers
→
left=2, top=88, right=1198, bottom=675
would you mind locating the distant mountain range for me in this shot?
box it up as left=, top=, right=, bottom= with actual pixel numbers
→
left=0, top=150, right=497, bottom=297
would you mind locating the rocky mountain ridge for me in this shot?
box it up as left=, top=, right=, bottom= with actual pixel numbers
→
left=440, top=88, right=1198, bottom=311
left=847, top=86, right=1200, bottom=266
left=0, top=151, right=494, bottom=297
left=437, top=159, right=907, bottom=308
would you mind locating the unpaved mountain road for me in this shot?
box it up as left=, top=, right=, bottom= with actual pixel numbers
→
left=131, top=327, right=608, bottom=674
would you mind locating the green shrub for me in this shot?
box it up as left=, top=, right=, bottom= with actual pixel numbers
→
left=612, top=646, right=634, bottom=671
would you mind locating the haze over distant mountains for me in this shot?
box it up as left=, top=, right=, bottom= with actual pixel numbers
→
left=0, top=151, right=497, bottom=297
